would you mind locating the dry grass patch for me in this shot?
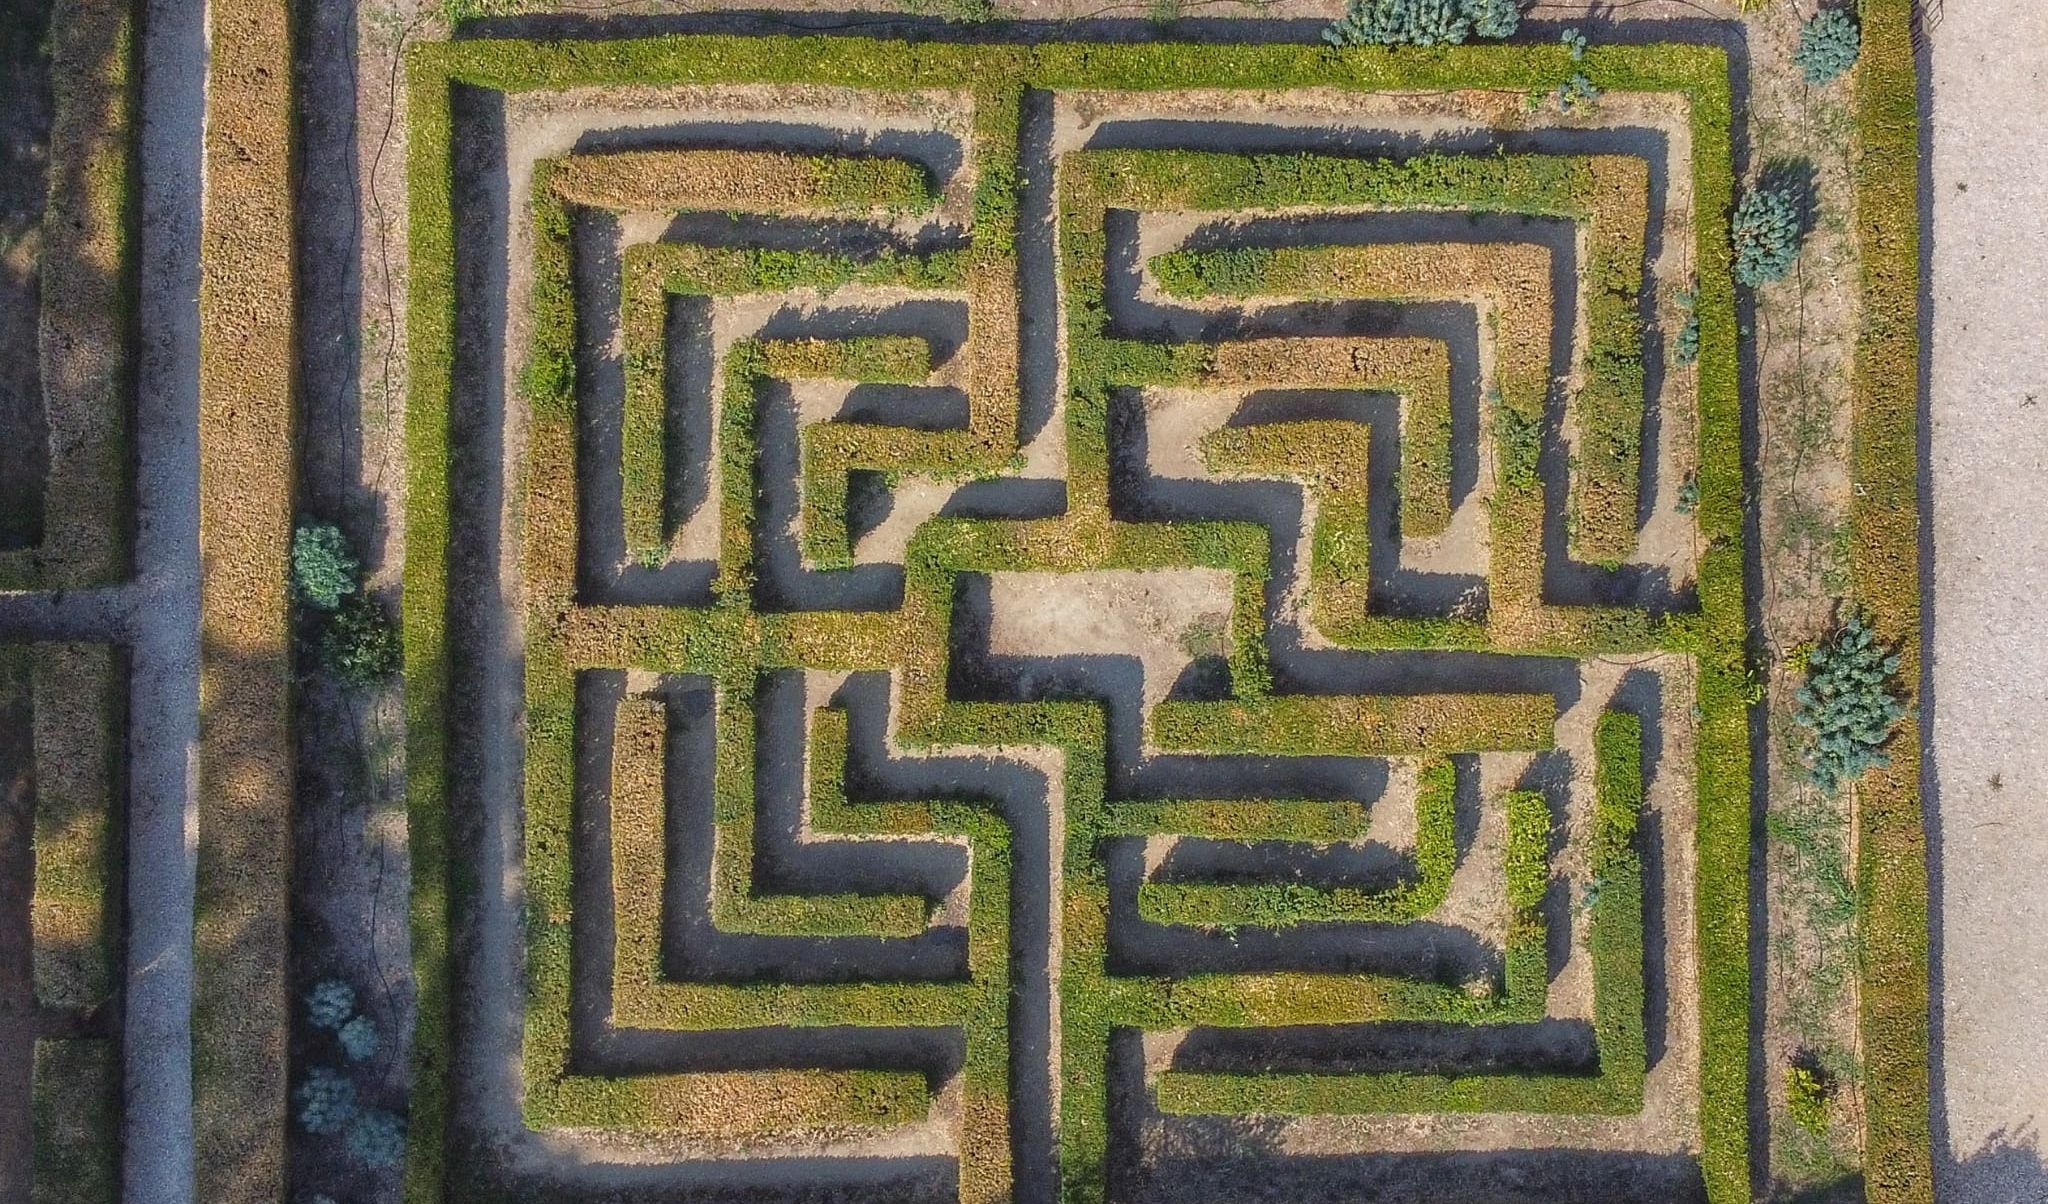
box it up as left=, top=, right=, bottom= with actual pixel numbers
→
left=550, top=147, right=936, bottom=214
left=194, top=1, right=296, bottom=1200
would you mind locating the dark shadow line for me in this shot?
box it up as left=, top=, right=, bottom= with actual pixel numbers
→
left=1912, top=0, right=1949, bottom=1177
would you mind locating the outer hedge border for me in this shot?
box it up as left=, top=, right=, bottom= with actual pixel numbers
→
left=1849, top=0, right=1931, bottom=1199
left=404, top=34, right=1745, bottom=1204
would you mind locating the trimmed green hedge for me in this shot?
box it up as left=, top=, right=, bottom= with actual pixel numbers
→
left=1158, top=717, right=1649, bottom=1119
left=1063, top=145, right=1662, bottom=648
left=1851, top=1, right=1933, bottom=1199
left=1137, top=757, right=1457, bottom=928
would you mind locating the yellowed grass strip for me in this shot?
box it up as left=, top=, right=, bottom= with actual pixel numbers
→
left=194, top=0, right=296, bottom=1198
left=550, top=148, right=934, bottom=214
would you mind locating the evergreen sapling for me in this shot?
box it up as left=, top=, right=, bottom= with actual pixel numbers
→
left=1793, top=612, right=1907, bottom=792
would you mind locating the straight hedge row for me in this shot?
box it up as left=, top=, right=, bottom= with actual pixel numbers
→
left=1850, top=0, right=1932, bottom=1198
left=195, top=0, right=298, bottom=1200
left=0, top=644, right=123, bottom=1204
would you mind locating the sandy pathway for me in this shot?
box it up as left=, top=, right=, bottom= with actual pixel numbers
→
left=1928, top=1, right=2048, bottom=1195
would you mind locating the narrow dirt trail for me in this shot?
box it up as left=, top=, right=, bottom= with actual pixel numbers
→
left=1928, top=0, right=2048, bottom=1196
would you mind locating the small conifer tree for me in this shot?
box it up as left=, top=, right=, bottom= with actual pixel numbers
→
left=1793, top=612, right=1907, bottom=792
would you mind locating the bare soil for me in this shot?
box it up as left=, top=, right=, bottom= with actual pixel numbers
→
left=1732, top=4, right=1871, bottom=1195
left=1929, top=2, right=2048, bottom=1198
left=284, top=4, right=424, bottom=1202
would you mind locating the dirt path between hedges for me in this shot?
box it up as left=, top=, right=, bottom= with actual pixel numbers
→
left=1927, top=1, right=2048, bottom=1197
left=118, top=1, right=208, bottom=1202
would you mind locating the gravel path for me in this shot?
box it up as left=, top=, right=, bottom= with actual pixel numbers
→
left=117, top=1, right=206, bottom=1202
left=1928, top=1, right=2048, bottom=1195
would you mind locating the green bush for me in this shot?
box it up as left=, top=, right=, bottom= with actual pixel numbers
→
left=1494, top=402, right=1541, bottom=491
left=1675, top=472, right=1700, bottom=515
left=1794, top=8, right=1861, bottom=85
left=293, top=1067, right=357, bottom=1136
left=1556, top=71, right=1601, bottom=113
left=316, top=594, right=403, bottom=687
left=1793, top=612, right=1906, bottom=793
left=1785, top=1064, right=1829, bottom=1134
left=346, top=1108, right=406, bottom=1169
left=1731, top=184, right=1805, bottom=287
left=291, top=523, right=358, bottom=611
left=339, top=1014, right=381, bottom=1063
left=1151, top=245, right=1272, bottom=296
left=1503, top=790, right=1552, bottom=912
left=304, top=978, right=356, bottom=1030
left=1323, top=0, right=1520, bottom=47
left=1465, top=0, right=1518, bottom=36
left=1671, top=288, right=1701, bottom=366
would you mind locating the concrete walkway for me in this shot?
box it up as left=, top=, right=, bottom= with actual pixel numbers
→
left=1929, top=1, right=2048, bottom=1196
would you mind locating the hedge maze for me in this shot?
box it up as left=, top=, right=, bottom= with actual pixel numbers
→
left=408, top=35, right=1750, bottom=1204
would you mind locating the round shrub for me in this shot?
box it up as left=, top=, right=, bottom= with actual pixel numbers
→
left=317, top=593, right=403, bottom=687
left=1793, top=8, right=1861, bottom=85
left=339, top=1013, right=382, bottom=1063
left=1793, top=612, right=1906, bottom=793
left=1785, top=1064, right=1830, bottom=1134
left=1671, top=288, right=1702, bottom=367
left=346, top=1108, right=407, bottom=1170
left=291, top=523, right=359, bottom=611
left=1465, top=0, right=1519, bottom=38
left=1731, top=184, right=1805, bottom=287
left=305, top=978, right=356, bottom=1030
left=1556, top=72, right=1601, bottom=114
left=294, top=1066, right=358, bottom=1136
left=1323, top=0, right=1520, bottom=47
